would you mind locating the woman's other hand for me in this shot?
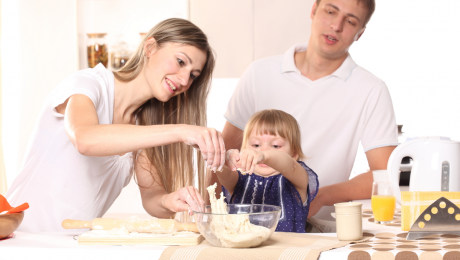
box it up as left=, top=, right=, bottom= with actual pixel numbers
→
left=179, top=126, right=226, bottom=173
left=238, top=149, right=265, bottom=175
left=161, top=186, right=205, bottom=216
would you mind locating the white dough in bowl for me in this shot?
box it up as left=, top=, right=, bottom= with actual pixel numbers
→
left=206, top=183, right=270, bottom=248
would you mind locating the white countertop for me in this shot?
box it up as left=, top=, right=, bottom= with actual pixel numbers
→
left=0, top=231, right=167, bottom=260
left=0, top=199, right=402, bottom=260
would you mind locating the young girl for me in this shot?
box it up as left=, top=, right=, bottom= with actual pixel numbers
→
left=217, top=109, right=319, bottom=233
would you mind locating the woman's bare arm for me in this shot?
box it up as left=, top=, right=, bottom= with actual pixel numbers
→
left=135, top=150, right=205, bottom=218
left=59, top=94, right=225, bottom=170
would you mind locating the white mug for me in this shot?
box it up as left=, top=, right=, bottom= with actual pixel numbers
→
left=334, top=202, right=363, bottom=241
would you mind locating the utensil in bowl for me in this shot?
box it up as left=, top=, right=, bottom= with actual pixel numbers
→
left=0, top=211, right=24, bottom=239
left=193, top=204, right=281, bottom=248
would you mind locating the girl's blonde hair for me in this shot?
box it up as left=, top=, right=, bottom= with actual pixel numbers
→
left=241, top=109, right=305, bottom=160
left=113, top=18, right=214, bottom=207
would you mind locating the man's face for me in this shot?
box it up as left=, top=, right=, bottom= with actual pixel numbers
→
left=310, top=0, right=368, bottom=60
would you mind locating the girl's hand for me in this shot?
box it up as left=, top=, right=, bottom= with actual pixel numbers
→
left=238, top=149, right=265, bottom=175
left=161, top=186, right=205, bottom=216
left=179, top=126, right=226, bottom=172
left=225, top=149, right=240, bottom=171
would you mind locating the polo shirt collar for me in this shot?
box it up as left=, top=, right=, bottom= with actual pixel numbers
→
left=281, top=43, right=357, bottom=81
left=331, top=54, right=356, bottom=81
left=281, top=44, right=306, bottom=74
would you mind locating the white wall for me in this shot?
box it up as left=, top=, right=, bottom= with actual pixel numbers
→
left=1, top=0, right=79, bottom=188
left=351, top=0, right=460, bottom=140
left=253, top=0, right=313, bottom=60
left=190, top=0, right=254, bottom=78
left=350, top=0, right=460, bottom=177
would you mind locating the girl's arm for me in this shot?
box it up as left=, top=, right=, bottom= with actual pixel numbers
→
left=60, top=94, right=226, bottom=170
left=136, top=150, right=205, bottom=217
left=214, top=149, right=240, bottom=194
left=239, top=149, right=309, bottom=202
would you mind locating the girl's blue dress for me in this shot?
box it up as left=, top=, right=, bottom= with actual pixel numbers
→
left=222, top=161, right=319, bottom=233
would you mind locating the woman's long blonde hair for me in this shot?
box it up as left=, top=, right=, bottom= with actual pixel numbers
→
left=113, top=18, right=215, bottom=205
left=241, top=110, right=306, bottom=160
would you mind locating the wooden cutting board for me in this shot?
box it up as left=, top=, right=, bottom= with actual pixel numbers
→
left=78, top=230, right=204, bottom=246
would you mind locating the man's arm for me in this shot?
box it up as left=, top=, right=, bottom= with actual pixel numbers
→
left=308, top=146, right=396, bottom=218
left=206, top=121, right=244, bottom=204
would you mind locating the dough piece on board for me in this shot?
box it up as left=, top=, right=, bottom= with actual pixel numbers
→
left=206, top=183, right=270, bottom=248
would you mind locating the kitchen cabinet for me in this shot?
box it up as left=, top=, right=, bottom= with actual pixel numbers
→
left=190, top=0, right=315, bottom=78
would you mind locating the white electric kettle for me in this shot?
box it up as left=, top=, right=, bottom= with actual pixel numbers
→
left=387, top=136, right=460, bottom=205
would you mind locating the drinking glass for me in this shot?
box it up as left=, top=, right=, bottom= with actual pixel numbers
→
left=371, top=182, right=396, bottom=224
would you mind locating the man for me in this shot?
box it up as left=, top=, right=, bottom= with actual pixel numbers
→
left=211, top=0, right=398, bottom=231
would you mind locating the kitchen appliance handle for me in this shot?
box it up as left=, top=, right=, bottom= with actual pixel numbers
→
left=387, top=140, right=423, bottom=205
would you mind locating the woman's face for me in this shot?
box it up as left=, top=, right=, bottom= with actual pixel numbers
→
left=143, top=40, right=207, bottom=102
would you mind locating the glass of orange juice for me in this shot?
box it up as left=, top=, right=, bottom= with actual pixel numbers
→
left=371, top=182, right=396, bottom=224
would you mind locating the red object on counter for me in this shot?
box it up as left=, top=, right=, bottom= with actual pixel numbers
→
left=0, top=195, right=29, bottom=214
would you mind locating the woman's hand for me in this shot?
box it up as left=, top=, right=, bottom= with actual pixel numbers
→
left=237, top=149, right=265, bottom=175
left=161, top=186, right=205, bottom=216
left=179, top=126, right=226, bottom=172
left=225, top=149, right=240, bottom=171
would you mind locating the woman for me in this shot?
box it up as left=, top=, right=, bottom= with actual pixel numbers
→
left=6, top=18, right=225, bottom=232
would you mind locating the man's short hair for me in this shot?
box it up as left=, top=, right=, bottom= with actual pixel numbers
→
left=316, top=0, right=376, bottom=27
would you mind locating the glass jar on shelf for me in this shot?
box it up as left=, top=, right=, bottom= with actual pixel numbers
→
left=87, top=33, right=108, bottom=68
left=112, top=51, right=131, bottom=70
left=110, top=41, right=131, bottom=70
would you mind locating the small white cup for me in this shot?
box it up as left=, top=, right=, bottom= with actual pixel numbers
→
left=334, top=202, right=363, bottom=241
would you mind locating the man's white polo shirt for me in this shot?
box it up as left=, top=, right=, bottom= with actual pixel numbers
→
left=225, top=43, right=398, bottom=220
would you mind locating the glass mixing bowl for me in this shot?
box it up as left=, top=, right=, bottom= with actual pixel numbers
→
left=193, top=204, right=281, bottom=248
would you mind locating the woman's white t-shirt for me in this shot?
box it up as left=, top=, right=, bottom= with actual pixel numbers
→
left=6, top=64, right=133, bottom=232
